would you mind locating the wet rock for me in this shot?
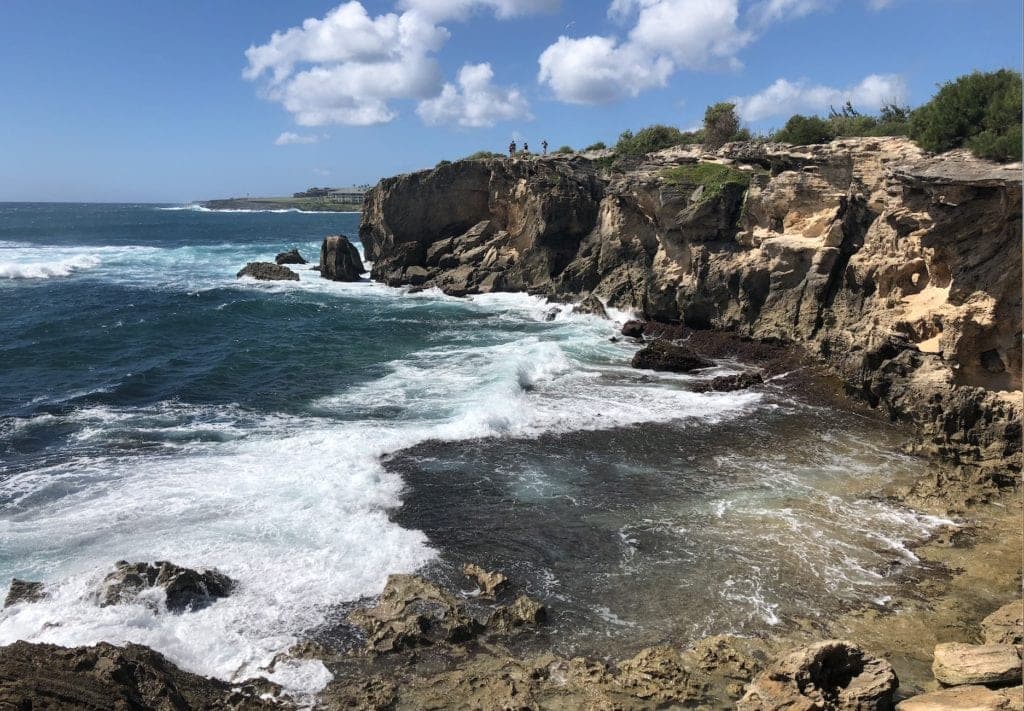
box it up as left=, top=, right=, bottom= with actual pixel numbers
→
left=982, top=601, right=1024, bottom=647
left=932, top=643, right=1022, bottom=687
left=897, top=684, right=1023, bottom=711
left=349, top=575, right=483, bottom=654
left=572, top=294, right=609, bottom=318
left=488, top=596, right=547, bottom=633
left=544, top=306, right=560, bottom=321
left=96, top=561, right=234, bottom=613
left=274, top=248, right=306, bottom=265
left=631, top=341, right=715, bottom=373
left=236, top=262, right=299, bottom=281
left=0, top=641, right=279, bottom=709
left=693, top=371, right=765, bottom=393
left=738, top=640, right=898, bottom=711
left=462, top=563, right=508, bottom=598
left=3, top=579, right=45, bottom=608
left=320, top=235, right=365, bottom=282
left=622, top=320, right=646, bottom=338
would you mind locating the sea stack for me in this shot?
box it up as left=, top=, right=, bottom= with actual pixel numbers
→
left=320, top=235, right=365, bottom=282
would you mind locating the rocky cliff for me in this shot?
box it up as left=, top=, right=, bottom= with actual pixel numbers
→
left=360, top=138, right=1022, bottom=506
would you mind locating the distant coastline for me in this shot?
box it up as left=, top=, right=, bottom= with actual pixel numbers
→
left=198, top=196, right=361, bottom=212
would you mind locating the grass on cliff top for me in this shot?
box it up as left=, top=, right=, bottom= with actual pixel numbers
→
left=660, top=163, right=751, bottom=202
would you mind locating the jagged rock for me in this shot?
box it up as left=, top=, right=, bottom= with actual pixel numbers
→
left=96, top=561, right=233, bottom=613
left=544, top=307, right=560, bottom=322
left=0, top=641, right=279, bottom=709
left=632, top=341, right=715, bottom=373
left=3, top=579, right=45, bottom=608
left=462, top=563, right=508, bottom=598
left=693, top=371, right=765, bottom=393
left=488, top=596, right=547, bottom=633
left=349, top=575, right=483, bottom=653
left=622, top=320, right=646, bottom=338
left=573, top=294, right=609, bottom=318
left=738, top=640, right=898, bottom=711
left=982, top=601, right=1024, bottom=647
left=897, top=685, right=1024, bottom=711
left=274, top=248, right=306, bottom=265
left=319, top=235, right=365, bottom=282
left=236, top=262, right=299, bottom=281
left=932, top=643, right=1022, bottom=687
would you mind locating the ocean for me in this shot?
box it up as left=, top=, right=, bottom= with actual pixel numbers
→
left=0, top=203, right=948, bottom=695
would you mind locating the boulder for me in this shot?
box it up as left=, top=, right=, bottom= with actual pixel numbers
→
left=897, top=685, right=1023, bottom=711
left=932, top=643, right=1022, bottom=687
left=487, top=596, right=547, bottom=634
left=96, top=561, right=234, bottom=613
left=544, top=307, right=561, bottom=322
left=622, top=320, right=646, bottom=338
left=693, top=371, right=765, bottom=393
left=738, top=640, right=898, bottom=711
left=982, top=602, right=1024, bottom=647
left=3, top=579, right=45, bottom=608
left=0, top=641, right=279, bottom=709
left=572, top=295, right=609, bottom=318
left=462, top=563, right=508, bottom=598
left=631, top=341, right=715, bottom=373
left=320, top=235, right=365, bottom=282
left=236, top=262, right=299, bottom=281
left=274, top=248, right=307, bottom=265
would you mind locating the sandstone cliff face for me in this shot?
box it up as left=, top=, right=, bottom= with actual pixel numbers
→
left=359, top=138, right=1022, bottom=504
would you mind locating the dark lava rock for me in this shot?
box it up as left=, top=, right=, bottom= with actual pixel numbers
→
left=97, top=561, right=234, bottom=613
left=3, top=579, right=45, bottom=608
left=274, top=248, right=307, bottom=265
left=236, top=262, right=299, bottom=281
left=622, top=320, right=645, bottom=338
left=572, top=295, right=609, bottom=318
left=693, top=371, right=764, bottom=393
left=738, top=640, right=897, bottom=711
left=0, top=641, right=280, bottom=709
left=544, top=307, right=560, bottom=322
left=320, top=235, right=365, bottom=282
left=631, top=341, right=714, bottom=373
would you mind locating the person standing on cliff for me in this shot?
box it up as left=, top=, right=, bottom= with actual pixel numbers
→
left=542, top=140, right=548, bottom=155
left=523, top=142, right=529, bottom=154
left=508, top=141, right=516, bottom=158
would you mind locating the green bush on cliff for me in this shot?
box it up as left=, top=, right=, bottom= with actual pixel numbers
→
left=773, top=115, right=835, bottom=145
left=584, top=141, right=607, bottom=151
left=463, top=150, right=505, bottom=160
left=660, top=163, right=751, bottom=202
left=703, top=103, right=743, bottom=150
left=909, top=69, right=1022, bottom=162
left=554, top=145, right=574, bottom=154
left=615, top=125, right=703, bottom=156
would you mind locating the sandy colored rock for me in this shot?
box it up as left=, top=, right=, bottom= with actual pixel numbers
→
left=461, top=563, right=508, bottom=597
left=932, top=643, right=1022, bottom=687
left=897, top=684, right=1023, bottom=711
left=738, top=640, right=898, bottom=711
left=982, top=601, right=1024, bottom=647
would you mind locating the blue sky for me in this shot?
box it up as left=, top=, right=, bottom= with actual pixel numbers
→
left=0, top=0, right=1019, bottom=202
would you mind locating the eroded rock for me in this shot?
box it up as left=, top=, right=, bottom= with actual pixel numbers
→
left=694, top=371, right=765, bottom=392
left=573, top=294, right=609, bottom=318
left=897, top=684, right=1024, bottom=711
left=738, top=640, right=898, bottom=711
left=236, top=262, right=299, bottom=281
left=982, top=601, right=1024, bottom=647
left=631, top=341, right=715, bottom=373
left=622, top=319, right=646, bottom=338
left=462, top=563, right=508, bottom=598
left=3, top=579, right=45, bottom=608
left=488, top=596, right=546, bottom=633
left=274, top=248, right=306, bottom=265
left=932, top=643, right=1022, bottom=687
left=96, top=560, right=233, bottom=613
left=320, top=235, right=365, bottom=282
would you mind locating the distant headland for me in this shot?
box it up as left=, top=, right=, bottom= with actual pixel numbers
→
left=199, top=185, right=367, bottom=212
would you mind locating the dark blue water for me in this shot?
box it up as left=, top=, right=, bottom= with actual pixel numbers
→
left=0, top=203, right=941, bottom=693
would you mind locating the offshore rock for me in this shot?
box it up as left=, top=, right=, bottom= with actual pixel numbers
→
left=693, top=371, right=765, bottom=393
left=573, top=294, right=609, bottom=318
left=982, top=601, right=1024, bottom=647
left=931, top=642, right=1022, bottom=687
left=462, top=563, right=508, bottom=598
left=738, top=640, right=898, bottom=711
left=320, top=235, right=365, bottom=282
left=3, top=579, right=45, bottom=608
left=96, top=560, right=234, bottom=613
left=622, top=319, right=646, bottom=338
left=274, top=248, right=306, bottom=265
left=0, top=641, right=280, bottom=710
left=632, top=340, right=715, bottom=373
left=236, top=262, right=299, bottom=281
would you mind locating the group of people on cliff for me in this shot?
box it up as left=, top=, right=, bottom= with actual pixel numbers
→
left=508, top=139, right=548, bottom=158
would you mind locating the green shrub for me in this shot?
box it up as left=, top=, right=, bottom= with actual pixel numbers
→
left=660, top=162, right=751, bottom=202
left=704, top=102, right=742, bottom=150
left=773, top=115, right=835, bottom=145
left=584, top=141, right=607, bottom=151
left=435, top=159, right=452, bottom=168
left=554, top=145, right=574, bottom=154
left=910, top=69, right=1022, bottom=162
left=462, top=150, right=504, bottom=160
left=615, top=125, right=687, bottom=155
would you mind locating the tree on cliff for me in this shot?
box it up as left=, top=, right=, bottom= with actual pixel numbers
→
left=909, top=69, right=1022, bottom=162
left=773, top=115, right=835, bottom=145
left=703, top=103, right=743, bottom=150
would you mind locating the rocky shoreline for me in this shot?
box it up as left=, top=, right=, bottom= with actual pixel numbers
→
left=2, top=139, right=1021, bottom=709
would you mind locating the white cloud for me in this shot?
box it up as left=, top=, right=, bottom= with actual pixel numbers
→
left=747, top=0, right=825, bottom=26
left=274, top=131, right=322, bottom=145
left=867, top=0, right=896, bottom=9
left=417, top=62, right=531, bottom=127
left=733, top=73, right=908, bottom=122
left=245, top=1, right=548, bottom=126
left=538, top=35, right=672, bottom=104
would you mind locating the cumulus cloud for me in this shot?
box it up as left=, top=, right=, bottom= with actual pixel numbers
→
left=538, top=36, right=672, bottom=104
left=245, top=0, right=546, bottom=126
left=417, top=63, right=531, bottom=127
left=733, top=74, right=908, bottom=122
left=746, top=0, right=824, bottom=26
left=274, top=131, right=322, bottom=145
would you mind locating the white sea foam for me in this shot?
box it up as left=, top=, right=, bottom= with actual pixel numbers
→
left=0, top=254, right=101, bottom=279
left=158, top=204, right=358, bottom=214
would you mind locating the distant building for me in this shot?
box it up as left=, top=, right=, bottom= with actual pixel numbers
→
left=327, top=187, right=366, bottom=205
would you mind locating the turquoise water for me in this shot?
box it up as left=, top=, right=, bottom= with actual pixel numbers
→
left=0, top=203, right=944, bottom=695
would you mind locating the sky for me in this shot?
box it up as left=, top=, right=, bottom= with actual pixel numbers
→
left=0, top=0, right=1020, bottom=202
